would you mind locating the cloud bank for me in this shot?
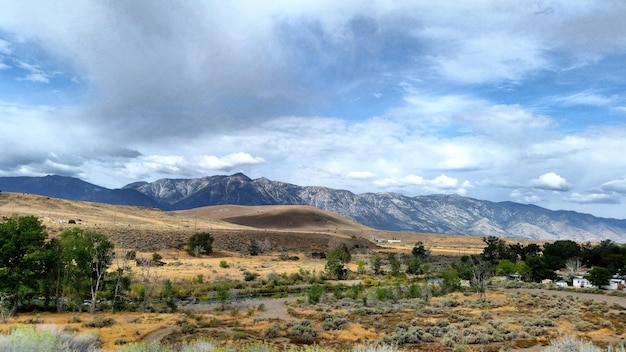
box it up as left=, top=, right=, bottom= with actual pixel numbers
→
left=1, top=1, right=626, bottom=218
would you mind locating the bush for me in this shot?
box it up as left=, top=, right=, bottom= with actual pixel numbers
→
left=383, top=323, right=424, bottom=345
left=289, top=320, right=317, bottom=344
left=244, top=271, right=259, bottom=281
left=321, top=313, right=348, bottom=331
left=0, top=325, right=99, bottom=352
left=264, top=322, right=281, bottom=339
left=543, top=335, right=605, bottom=352
left=307, top=284, right=324, bottom=305
left=83, top=316, right=116, bottom=328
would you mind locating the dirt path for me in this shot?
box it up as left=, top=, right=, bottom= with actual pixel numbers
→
left=141, top=325, right=176, bottom=344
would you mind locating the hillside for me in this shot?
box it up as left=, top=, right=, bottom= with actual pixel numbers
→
left=176, top=205, right=369, bottom=232
left=0, top=192, right=378, bottom=253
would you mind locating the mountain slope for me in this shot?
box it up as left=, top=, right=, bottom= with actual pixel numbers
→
left=2, top=173, right=626, bottom=241
left=127, top=174, right=626, bottom=242
left=0, top=175, right=159, bottom=207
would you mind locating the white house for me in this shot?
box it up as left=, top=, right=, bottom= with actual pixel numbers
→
left=572, top=276, right=596, bottom=289
left=604, top=277, right=626, bottom=290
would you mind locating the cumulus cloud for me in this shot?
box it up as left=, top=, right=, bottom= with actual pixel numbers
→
left=529, top=172, right=573, bottom=191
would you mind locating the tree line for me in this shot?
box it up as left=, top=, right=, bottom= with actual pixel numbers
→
left=0, top=215, right=214, bottom=318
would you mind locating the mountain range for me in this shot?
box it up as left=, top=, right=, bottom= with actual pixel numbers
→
left=1, top=173, right=625, bottom=242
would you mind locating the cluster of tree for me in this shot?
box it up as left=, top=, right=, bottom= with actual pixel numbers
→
left=323, top=236, right=626, bottom=301
left=325, top=242, right=430, bottom=279
left=0, top=215, right=116, bottom=317
left=478, top=236, right=626, bottom=286
left=0, top=215, right=216, bottom=318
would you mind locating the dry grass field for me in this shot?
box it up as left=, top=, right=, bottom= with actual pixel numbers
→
left=0, top=191, right=621, bottom=352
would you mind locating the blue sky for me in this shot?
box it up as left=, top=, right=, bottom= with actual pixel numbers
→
left=1, top=1, right=626, bottom=219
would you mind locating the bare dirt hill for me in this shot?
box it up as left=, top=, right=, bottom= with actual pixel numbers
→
left=175, top=205, right=370, bottom=232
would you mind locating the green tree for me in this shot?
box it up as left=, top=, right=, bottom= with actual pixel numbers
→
left=387, top=253, right=401, bottom=277
left=357, top=259, right=366, bottom=275
left=411, top=241, right=429, bottom=260
left=370, top=253, right=382, bottom=275
left=215, top=282, right=232, bottom=311
left=324, top=244, right=352, bottom=280
left=586, top=267, right=612, bottom=288
left=440, top=268, right=461, bottom=294
left=542, top=240, right=581, bottom=270
left=406, top=258, right=422, bottom=275
left=514, top=260, right=531, bottom=281
left=185, top=232, right=214, bottom=257
left=525, top=255, right=555, bottom=282
left=307, top=283, right=324, bottom=304
left=496, top=259, right=516, bottom=276
left=0, top=215, right=48, bottom=316
left=586, top=240, right=626, bottom=273
left=481, top=236, right=509, bottom=264
left=161, top=279, right=176, bottom=312
left=40, top=238, right=64, bottom=311
left=59, top=228, right=114, bottom=314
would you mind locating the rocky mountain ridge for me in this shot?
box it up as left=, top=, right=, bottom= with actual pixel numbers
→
left=1, top=173, right=625, bottom=241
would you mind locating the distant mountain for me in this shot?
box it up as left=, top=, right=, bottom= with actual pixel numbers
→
left=0, top=175, right=159, bottom=207
left=2, top=173, right=626, bottom=241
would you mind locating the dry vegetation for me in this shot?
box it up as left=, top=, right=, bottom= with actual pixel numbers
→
left=0, top=191, right=623, bottom=351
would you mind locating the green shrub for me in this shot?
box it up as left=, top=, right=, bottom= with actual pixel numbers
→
left=289, top=320, right=317, bottom=343
left=307, top=283, right=324, bottom=305
left=383, top=323, right=424, bottom=345
left=321, top=313, right=348, bottom=331
left=244, top=271, right=259, bottom=281
left=264, top=322, right=281, bottom=339
left=83, top=316, right=116, bottom=328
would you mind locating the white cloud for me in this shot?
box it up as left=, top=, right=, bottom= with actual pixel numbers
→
left=196, top=152, right=265, bottom=171
left=374, top=174, right=424, bottom=187
left=17, top=61, right=51, bottom=83
left=510, top=189, right=542, bottom=204
left=552, top=91, right=619, bottom=107
left=372, top=173, right=466, bottom=194
left=346, top=171, right=376, bottom=180
left=431, top=174, right=458, bottom=189
left=529, top=172, right=573, bottom=191
left=569, top=192, right=620, bottom=204
left=0, top=39, right=10, bottom=54
left=134, top=153, right=265, bottom=176
left=431, top=32, right=547, bottom=83
left=601, top=178, right=626, bottom=194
